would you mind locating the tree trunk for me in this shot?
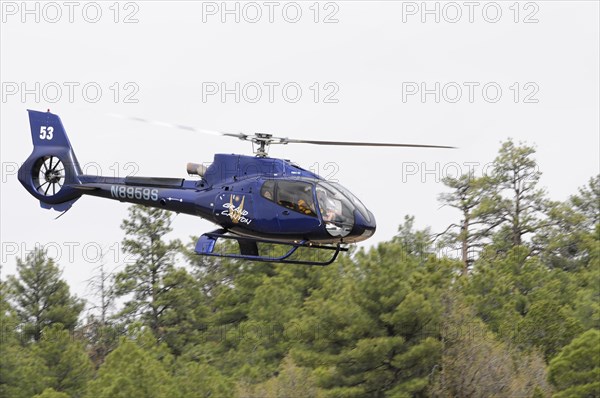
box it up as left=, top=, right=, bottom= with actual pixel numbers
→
left=461, top=215, right=469, bottom=276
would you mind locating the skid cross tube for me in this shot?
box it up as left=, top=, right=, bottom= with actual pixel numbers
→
left=195, top=231, right=348, bottom=266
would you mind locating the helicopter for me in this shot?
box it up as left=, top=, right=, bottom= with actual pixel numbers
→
left=18, top=109, right=454, bottom=265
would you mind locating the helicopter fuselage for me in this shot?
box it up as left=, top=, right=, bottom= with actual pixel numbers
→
left=32, top=153, right=376, bottom=244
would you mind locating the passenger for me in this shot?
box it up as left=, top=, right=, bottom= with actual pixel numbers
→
left=297, top=198, right=314, bottom=216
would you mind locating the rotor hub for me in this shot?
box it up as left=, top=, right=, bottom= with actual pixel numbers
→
left=251, top=133, right=278, bottom=157
left=45, top=170, right=61, bottom=183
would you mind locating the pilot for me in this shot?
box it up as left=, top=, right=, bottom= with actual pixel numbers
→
left=317, top=189, right=335, bottom=221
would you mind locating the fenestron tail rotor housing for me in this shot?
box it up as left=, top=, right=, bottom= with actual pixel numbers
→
left=32, top=156, right=65, bottom=196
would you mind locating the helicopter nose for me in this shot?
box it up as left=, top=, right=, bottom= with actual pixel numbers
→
left=350, top=209, right=376, bottom=242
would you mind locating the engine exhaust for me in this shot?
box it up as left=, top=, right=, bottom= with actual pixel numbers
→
left=187, top=162, right=207, bottom=177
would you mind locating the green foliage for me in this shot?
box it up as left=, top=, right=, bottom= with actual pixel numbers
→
left=237, top=356, right=318, bottom=398
left=1, top=347, right=51, bottom=398
left=290, top=224, right=457, bottom=397
left=83, top=314, right=122, bottom=368
left=490, top=139, right=546, bottom=247
left=536, top=200, right=590, bottom=270
left=32, top=324, right=94, bottom=397
left=548, top=329, right=600, bottom=397
left=33, top=388, right=71, bottom=398
left=438, top=172, right=490, bottom=272
left=0, top=280, right=18, bottom=395
left=573, top=265, right=600, bottom=330
left=442, top=139, right=547, bottom=255
left=1, top=280, right=52, bottom=398
left=570, top=175, right=599, bottom=230
left=466, top=246, right=585, bottom=358
left=8, top=248, right=84, bottom=341
left=158, top=267, right=209, bottom=355
left=429, top=294, right=551, bottom=397
left=229, top=264, right=325, bottom=379
left=2, top=144, right=598, bottom=397
left=174, top=360, right=234, bottom=398
left=85, top=337, right=174, bottom=398
left=395, top=215, right=434, bottom=259
left=1, top=320, right=93, bottom=398
left=467, top=247, right=541, bottom=328
left=114, top=205, right=206, bottom=353
left=183, top=237, right=332, bottom=383
left=516, top=299, right=583, bottom=360
left=84, top=260, right=119, bottom=366
left=536, top=180, right=599, bottom=271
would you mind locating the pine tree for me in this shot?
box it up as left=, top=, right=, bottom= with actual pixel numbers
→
left=570, top=174, right=599, bottom=230
left=83, top=254, right=120, bottom=366
left=84, top=337, right=175, bottom=398
left=1, top=279, right=54, bottom=397
left=536, top=175, right=600, bottom=270
left=32, top=324, right=94, bottom=397
left=174, top=360, right=234, bottom=398
left=237, top=356, right=318, bottom=398
left=8, top=248, right=84, bottom=341
left=33, top=388, right=71, bottom=398
left=114, top=205, right=187, bottom=343
left=438, top=173, right=493, bottom=274
left=548, top=329, right=600, bottom=397
left=290, top=221, right=457, bottom=397
left=429, top=294, right=550, bottom=397
left=486, top=139, right=546, bottom=249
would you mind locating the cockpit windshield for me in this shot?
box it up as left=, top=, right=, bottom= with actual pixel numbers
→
left=329, top=182, right=371, bottom=223
left=316, top=182, right=355, bottom=236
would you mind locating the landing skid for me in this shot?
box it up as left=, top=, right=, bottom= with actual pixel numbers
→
left=195, top=229, right=348, bottom=266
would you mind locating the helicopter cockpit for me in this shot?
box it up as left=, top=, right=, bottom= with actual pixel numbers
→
left=261, top=179, right=373, bottom=238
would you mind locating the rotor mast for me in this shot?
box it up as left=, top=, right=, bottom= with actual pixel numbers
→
left=251, top=133, right=284, bottom=157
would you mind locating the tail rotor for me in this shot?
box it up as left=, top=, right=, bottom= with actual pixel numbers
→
left=33, top=156, right=65, bottom=196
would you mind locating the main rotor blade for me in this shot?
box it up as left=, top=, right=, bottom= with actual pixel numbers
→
left=107, top=113, right=246, bottom=139
left=108, top=113, right=455, bottom=149
left=283, top=138, right=456, bottom=149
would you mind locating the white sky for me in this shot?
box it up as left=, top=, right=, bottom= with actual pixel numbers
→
left=1, top=1, right=598, bottom=304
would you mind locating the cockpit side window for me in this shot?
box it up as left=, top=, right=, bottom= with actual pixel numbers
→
left=275, top=181, right=317, bottom=217
left=261, top=180, right=275, bottom=201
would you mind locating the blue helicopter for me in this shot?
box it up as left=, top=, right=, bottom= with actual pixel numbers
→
left=18, top=110, right=453, bottom=265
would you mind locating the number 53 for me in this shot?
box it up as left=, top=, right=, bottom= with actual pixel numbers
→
left=40, top=126, right=54, bottom=140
